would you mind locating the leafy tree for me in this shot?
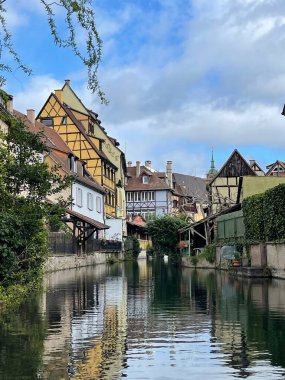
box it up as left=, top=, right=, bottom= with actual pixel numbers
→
left=124, top=236, right=141, bottom=259
left=147, top=215, right=187, bottom=258
left=0, top=106, right=72, bottom=285
left=0, top=0, right=107, bottom=103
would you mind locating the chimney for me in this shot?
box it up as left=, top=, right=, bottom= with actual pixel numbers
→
left=27, top=109, right=35, bottom=125
left=136, top=161, right=140, bottom=177
left=127, top=161, right=132, bottom=167
left=166, top=161, right=173, bottom=189
left=249, top=160, right=256, bottom=167
left=145, top=160, right=152, bottom=169
left=65, top=79, right=71, bottom=86
left=54, top=89, right=63, bottom=103
left=6, top=97, right=13, bottom=114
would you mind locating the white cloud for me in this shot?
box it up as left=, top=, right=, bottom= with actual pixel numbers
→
left=10, top=0, right=285, bottom=174
left=13, top=75, right=62, bottom=114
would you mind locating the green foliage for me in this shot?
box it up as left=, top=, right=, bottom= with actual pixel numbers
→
left=0, top=1, right=106, bottom=103
left=124, top=236, right=141, bottom=259
left=0, top=111, right=71, bottom=286
left=146, top=215, right=187, bottom=258
left=200, top=245, right=216, bottom=263
left=191, top=256, right=198, bottom=266
left=243, top=193, right=265, bottom=242
left=263, top=184, right=285, bottom=241
left=243, top=184, right=285, bottom=243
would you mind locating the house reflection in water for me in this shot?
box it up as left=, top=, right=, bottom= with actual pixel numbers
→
left=39, top=265, right=128, bottom=379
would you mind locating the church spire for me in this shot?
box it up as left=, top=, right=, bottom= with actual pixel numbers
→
left=210, top=149, right=215, bottom=172
left=207, top=149, right=217, bottom=179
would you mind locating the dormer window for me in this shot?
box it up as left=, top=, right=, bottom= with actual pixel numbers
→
left=69, top=155, right=78, bottom=173
left=89, top=123, right=94, bottom=134
left=142, top=176, right=149, bottom=184
left=74, top=158, right=78, bottom=173
left=40, top=117, right=53, bottom=127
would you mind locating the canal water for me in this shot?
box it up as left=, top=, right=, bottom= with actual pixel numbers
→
left=1, top=261, right=285, bottom=379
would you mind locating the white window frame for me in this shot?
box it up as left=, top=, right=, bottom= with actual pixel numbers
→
left=76, top=187, right=82, bottom=207
left=87, top=192, right=93, bottom=210
left=96, top=196, right=102, bottom=213
left=134, top=192, right=141, bottom=202
left=142, top=176, right=149, bottom=184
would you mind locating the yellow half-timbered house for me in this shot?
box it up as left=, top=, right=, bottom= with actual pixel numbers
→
left=37, top=88, right=118, bottom=219
left=61, top=80, right=127, bottom=237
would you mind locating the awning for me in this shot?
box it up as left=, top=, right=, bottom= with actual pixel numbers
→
left=65, top=209, right=110, bottom=230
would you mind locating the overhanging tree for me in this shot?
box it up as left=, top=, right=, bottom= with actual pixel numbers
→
left=0, top=0, right=107, bottom=103
left=0, top=107, right=72, bottom=285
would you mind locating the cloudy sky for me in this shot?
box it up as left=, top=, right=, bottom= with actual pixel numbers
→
left=3, top=0, right=285, bottom=176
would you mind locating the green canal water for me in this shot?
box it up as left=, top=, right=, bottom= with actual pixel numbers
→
left=1, top=260, right=285, bottom=379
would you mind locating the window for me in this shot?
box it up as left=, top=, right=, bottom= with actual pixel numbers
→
left=134, top=192, right=140, bottom=202
left=96, top=197, right=102, bottom=213
left=142, top=176, right=149, bottom=184
left=40, top=117, right=53, bottom=127
left=148, top=191, right=155, bottom=201
left=89, top=123, right=94, bottom=134
left=141, top=191, right=148, bottom=201
left=87, top=192, right=93, bottom=210
left=127, top=192, right=133, bottom=202
left=61, top=116, right=67, bottom=125
left=76, top=188, right=82, bottom=207
left=141, top=210, right=155, bottom=220
left=73, top=158, right=78, bottom=173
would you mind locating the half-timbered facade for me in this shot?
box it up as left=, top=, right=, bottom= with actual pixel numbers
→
left=208, top=149, right=256, bottom=214
left=37, top=89, right=117, bottom=218
left=265, top=161, right=285, bottom=177
left=61, top=81, right=127, bottom=223
left=15, top=108, right=109, bottom=253
left=125, top=162, right=172, bottom=219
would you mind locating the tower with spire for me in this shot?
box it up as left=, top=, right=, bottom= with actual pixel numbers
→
left=207, top=150, right=217, bottom=182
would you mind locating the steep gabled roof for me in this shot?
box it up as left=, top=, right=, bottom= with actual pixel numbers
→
left=37, top=92, right=115, bottom=166
left=265, top=160, right=285, bottom=176
left=14, top=110, right=73, bottom=156
left=173, top=173, right=207, bottom=201
left=126, top=165, right=171, bottom=191
left=16, top=109, right=105, bottom=194
left=208, top=149, right=256, bottom=185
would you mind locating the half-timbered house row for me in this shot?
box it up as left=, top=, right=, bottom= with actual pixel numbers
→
left=125, top=161, right=172, bottom=219
left=207, top=149, right=257, bottom=214
left=37, top=88, right=118, bottom=219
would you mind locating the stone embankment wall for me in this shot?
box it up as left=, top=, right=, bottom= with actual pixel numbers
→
left=44, top=251, right=123, bottom=273
left=182, top=256, right=216, bottom=269
left=182, top=243, right=285, bottom=279
left=250, top=243, right=285, bottom=279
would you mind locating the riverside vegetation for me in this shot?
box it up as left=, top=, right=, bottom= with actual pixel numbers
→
left=0, top=105, right=71, bottom=304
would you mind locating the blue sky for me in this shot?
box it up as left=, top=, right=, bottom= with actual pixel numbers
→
left=3, top=0, right=285, bottom=176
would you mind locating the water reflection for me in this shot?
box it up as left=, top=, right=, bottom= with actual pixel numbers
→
left=1, top=261, right=285, bottom=379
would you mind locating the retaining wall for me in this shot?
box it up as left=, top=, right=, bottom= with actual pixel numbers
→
left=182, top=256, right=216, bottom=269
left=44, top=251, right=123, bottom=273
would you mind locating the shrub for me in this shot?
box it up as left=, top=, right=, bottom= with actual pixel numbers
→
left=201, top=245, right=216, bottom=263
left=124, top=236, right=141, bottom=259
left=146, top=215, right=187, bottom=258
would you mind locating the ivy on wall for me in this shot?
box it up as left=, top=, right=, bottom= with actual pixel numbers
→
left=242, top=184, right=285, bottom=243
left=243, top=193, right=265, bottom=243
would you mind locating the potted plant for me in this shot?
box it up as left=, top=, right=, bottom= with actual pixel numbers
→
left=232, top=252, right=241, bottom=267
left=178, top=240, right=188, bottom=249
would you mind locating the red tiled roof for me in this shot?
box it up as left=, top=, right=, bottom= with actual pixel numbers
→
left=127, top=215, right=146, bottom=228
left=14, top=110, right=105, bottom=194
left=14, top=110, right=73, bottom=155
left=126, top=166, right=170, bottom=191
